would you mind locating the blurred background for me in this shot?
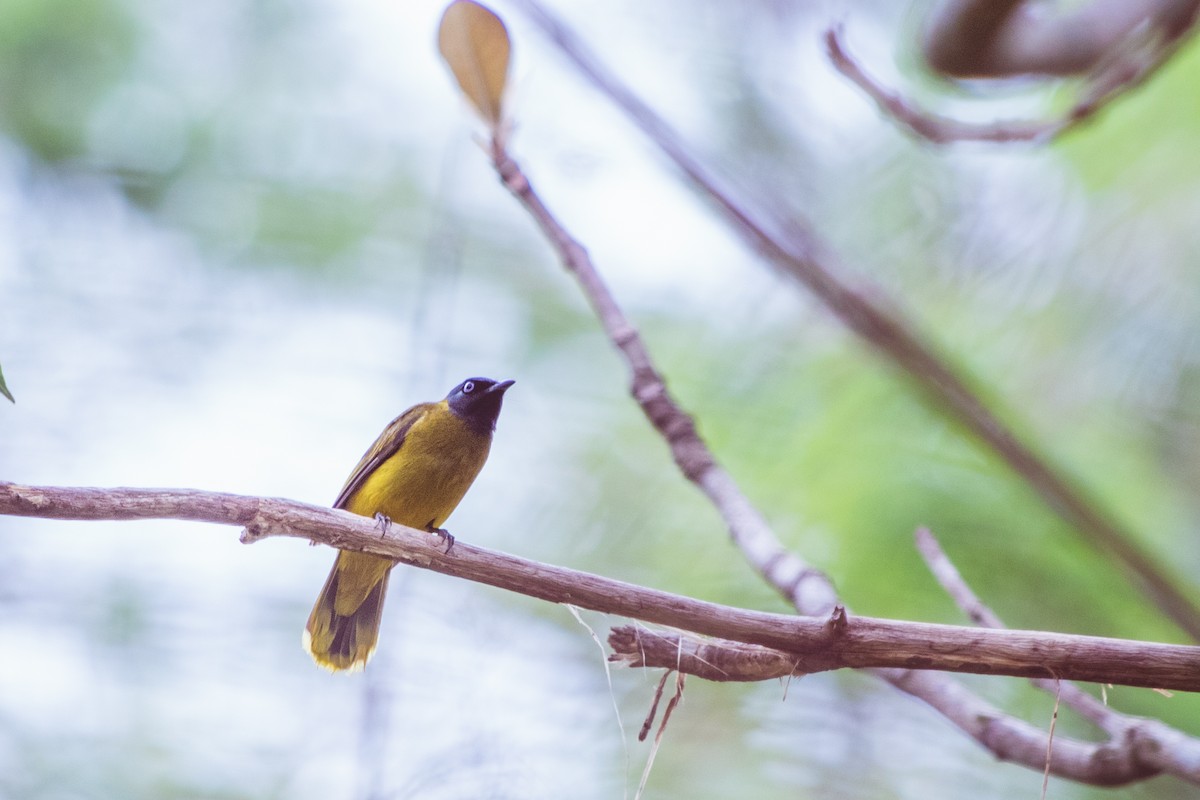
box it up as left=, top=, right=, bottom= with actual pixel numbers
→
left=2, top=0, right=1200, bottom=797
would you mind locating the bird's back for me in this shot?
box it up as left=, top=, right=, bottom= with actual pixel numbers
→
left=339, top=400, right=493, bottom=530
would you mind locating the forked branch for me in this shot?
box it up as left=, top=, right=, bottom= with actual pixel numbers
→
left=2, top=481, right=1198, bottom=696
left=480, top=3, right=1200, bottom=785
left=509, top=0, right=1200, bottom=643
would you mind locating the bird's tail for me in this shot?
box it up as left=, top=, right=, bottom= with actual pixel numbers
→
left=304, top=551, right=393, bottom=672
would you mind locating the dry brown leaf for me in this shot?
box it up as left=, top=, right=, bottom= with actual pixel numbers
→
left=437, top=0, right=511, bottom=127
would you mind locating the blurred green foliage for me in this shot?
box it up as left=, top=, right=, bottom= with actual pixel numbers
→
left=0, top=0, right=135, bottom=162
left=1063, top=34, right=1200, bottom=191
left=3, top=1, right=1200, bottom=799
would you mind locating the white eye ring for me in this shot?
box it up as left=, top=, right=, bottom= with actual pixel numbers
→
left=463, top=381, right=476, bottom=394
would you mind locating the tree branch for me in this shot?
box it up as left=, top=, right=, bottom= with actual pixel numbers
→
left=608, top=623, right=1200, bottom=786
left=490, top=107, right=1186, bottom=782
left=828, top=20, right=1198, bottom=145
left=913, top=526, right=1200, bottom=785
left=606, top=612, right=1200, bottom=692
left=609, top=626, right=800, bottom=683
left=508, top=0, right=1200, bottom=643
left=464, top=3, right=1200, bottom=785
left=916, top=526, right=1116, bottom=726
left=488, top=139, right=839, bottom=618
left=922, top=0, right=1200, bottom=78
left=3, top=481, right=1200, bottom=696
left=825, top=26, right=1066, bottom=144
left=912, top=527, right=1147, bottom=724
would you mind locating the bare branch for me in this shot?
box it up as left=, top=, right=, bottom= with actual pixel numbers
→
left=888, top=667, right=1158, bottom=786
left=610, top=626, right=802, bottom=683
left=488, top=141, right=839, bottom=618
left=508, top=0, right=1200, bottom=642
left=477, top=3, right=1200, bottom=785
left=604, top=603, right=1200, bottom=691
left=825, top=26, right=1066, bottom=144
left=639, top=670, right=672, bottom=742
left=917, top=525, right=1133, bottom=731
left=608, top=625, right=1200, bottom=787
left=827, top=22, right=1197, bottom=145
left=922, top=0, right=1200, bottom=78
left=3, top=481, right=1199, bottom=695
left=915, top=525, right=1200, bottom=784
left=915, top=527, right=1007, bottom=630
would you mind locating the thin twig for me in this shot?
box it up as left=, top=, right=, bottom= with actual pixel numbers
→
left=914, top=525, right=1200, bottom=784
left=639, top=671, right=670, bottom=743
left=828, top=22, right=1199, bottom=145
left=825, top=25, right=1064, bottom=144
left=509, top=0, right=1200, bottom=642
left=635, top=671, right=684, bottom=800
left=915, top=527, right=1120, bottom=730
left=566, top=604, right=629, bottom=771
left=1043, top=681, right=1062, bottom=800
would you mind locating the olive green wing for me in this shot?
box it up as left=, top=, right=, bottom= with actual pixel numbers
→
left=332, top=402, right=436, bottom=510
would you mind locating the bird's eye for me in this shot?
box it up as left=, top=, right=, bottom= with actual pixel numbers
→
left=462, top=381, right=476, bottom=394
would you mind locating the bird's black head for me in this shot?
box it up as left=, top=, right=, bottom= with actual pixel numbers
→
left=445, top=377, right=515, bottom=434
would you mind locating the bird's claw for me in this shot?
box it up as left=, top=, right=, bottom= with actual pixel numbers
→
left=427, top=523, right=455, bottom=554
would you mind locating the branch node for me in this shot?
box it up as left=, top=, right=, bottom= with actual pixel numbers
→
left=490, top=138, right=528, bottom=195
left=239, top=515, right=275, bottom=544
left=611, top=324, right=639, bottom=350
left=826, top=604, right=849, bottom=635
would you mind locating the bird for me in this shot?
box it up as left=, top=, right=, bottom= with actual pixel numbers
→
left=304, top=376, right=514, bottom=671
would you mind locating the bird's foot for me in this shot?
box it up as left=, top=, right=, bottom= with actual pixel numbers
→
left=373, top=512, right=393, bottom=537
left=426, top=522, right=455, bottom=554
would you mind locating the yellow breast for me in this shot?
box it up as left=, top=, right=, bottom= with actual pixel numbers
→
left=341, top=404, right=493, bottom=530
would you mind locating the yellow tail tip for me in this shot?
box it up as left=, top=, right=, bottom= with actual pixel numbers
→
left=302, top=628, right=372, bottom=673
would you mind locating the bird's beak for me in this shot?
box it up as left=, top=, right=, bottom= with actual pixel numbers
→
left=491, top=379, right=515, bottom=394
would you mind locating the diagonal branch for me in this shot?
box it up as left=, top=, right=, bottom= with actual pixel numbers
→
left=608, top=622, right=1200, bottom=787
left=922, top=0, right=1200, bottom=79
left=827, top=23, right=1198, bottom=145
left=507, top=0, right=1200, bottom=642
left=915, top=526, right=1117, bottom=730
left=825, top=26, right=1067, bottom=144
left=475, top=99, right=1200, bottom=792
left=488, top=142, right=838, bottom=617
left=469, top=3, right=1200, bottom=785
left=914, top=526, right=1200, bottom=786
left=5, top=472, right=1200, bottom=789
left=2, top=481, right=1199, bottom=695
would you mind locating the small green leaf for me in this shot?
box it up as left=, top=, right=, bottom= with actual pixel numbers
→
left=0, top=363, right=12, bottom=403
left=438, top=0, right=511, bottom=128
